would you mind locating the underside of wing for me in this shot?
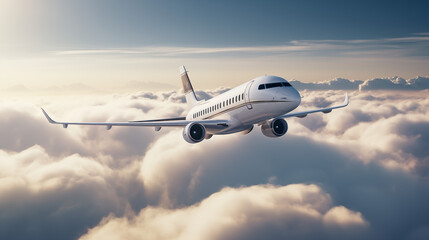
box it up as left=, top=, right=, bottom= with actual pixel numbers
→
left=41, top=108, right=228, bottom=129
left=130, top=117, right=186, bottom=122
left=280, top=93, right=349, bottom=119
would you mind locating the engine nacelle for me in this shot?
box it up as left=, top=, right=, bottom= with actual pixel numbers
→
left=261, top=118, right=288, bottom=138
left=183, top=122, right=206, bottom=143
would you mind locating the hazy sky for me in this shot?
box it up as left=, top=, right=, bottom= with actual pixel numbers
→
left=1, top=0, right=429, bottom=91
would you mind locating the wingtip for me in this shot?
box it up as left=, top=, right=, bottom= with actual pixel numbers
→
left=41, top=108, right=56, bottom=124
left=344, top=93, right=349, bottom=106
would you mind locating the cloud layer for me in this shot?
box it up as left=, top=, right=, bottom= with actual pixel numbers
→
left=290, top=76, right=429, bottom=91
left=0, top=88, right=428, bottom=240
left=81, top=184, right=368, bottom=240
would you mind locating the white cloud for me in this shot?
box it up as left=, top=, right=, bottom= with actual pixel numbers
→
left=0, top=145, right=134, bottom=239
left=0, top=88, right=428, bottom=240
left=323, top=206, right=368, bottom=227
left=53, top=35, right=429, bottom=59
left=359, top=76, right=429, bottom=91
left=287, top=90, right=429, bottom=174
left=80, top=184, right=368, bottom=240
left=289, top=76, right=429, bottom=91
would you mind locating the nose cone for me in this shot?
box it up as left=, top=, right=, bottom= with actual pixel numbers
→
left=290, top=87, right=301, bottom=105
left=276, top=87, right=300, bottom=108
left=288, top=87, right=301, bottom=110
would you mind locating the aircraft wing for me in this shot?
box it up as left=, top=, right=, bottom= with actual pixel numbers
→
left=41, top=108, right=228, bottom=129
left=280, top=93, right=349, bottom=118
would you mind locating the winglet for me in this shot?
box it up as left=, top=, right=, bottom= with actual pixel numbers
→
left=41, top=108, right=57, bottom=124
left=344, top=93, right=349, bottom=106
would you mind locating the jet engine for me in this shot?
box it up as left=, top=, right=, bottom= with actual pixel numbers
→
left=261, top=118, right=288, bottom=138
left=183, top=122, right=206, bottom=143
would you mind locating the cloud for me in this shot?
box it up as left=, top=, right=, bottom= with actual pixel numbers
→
left=0, top=89, right=428, bottom=240
left=290, top=78, right=364, bottom=90
left=0, top=104, right=87, bottom=156
left=290, top=76, right=429, bottom=91
left=53, top=34, right=429, bottom=59
left=0, top=145, right=135, bottom=240
left=359, top=76, right=429, bottom=91
left=80, top=184, right=369, bottom=240
left=290, top=90, right=429, bottom=175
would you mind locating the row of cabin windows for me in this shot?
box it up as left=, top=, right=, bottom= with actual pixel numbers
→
left=258, top=82, right=292, bottom=90
left=192, top=93, right=245, bottom=119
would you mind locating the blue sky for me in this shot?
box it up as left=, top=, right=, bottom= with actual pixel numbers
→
left=1, top=0, right=428, bottom=89
left=4, top=0, right=429, bottom=49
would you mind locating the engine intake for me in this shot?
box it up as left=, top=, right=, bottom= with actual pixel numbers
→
left=261, top=118, right=288, bottom=138
left=183, top=122, right=206, bottom=143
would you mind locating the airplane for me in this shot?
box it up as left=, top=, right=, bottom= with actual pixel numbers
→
left=41, top=66, right=349, bottom=143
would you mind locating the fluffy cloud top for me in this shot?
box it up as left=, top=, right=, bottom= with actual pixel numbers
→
left=291, top=90, right=429, bottom=175
left=359, top=76, right=429, bottom=91
left=80, top=184, right=368, bottom=240
left=0, top=88, right=428, bottom=240
left=290, top=78, right=364, bottom=90
left=290, top=76, right=429, bottom=91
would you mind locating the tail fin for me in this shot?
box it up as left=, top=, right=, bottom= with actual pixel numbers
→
left=180, top=66, right=198, bottom=106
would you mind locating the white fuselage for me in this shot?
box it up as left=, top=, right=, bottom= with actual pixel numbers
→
left=186, top=76, right=301, bottom=135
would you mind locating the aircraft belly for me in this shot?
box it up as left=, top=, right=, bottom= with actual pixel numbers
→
left=207, top=101, right=295, bottom=135
left=238, top=102, right=290, bottom=124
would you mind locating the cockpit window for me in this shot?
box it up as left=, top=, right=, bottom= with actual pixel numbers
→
left=258, top=82, right=292, bottom=90
left=266, top=82, right=283, bottom=88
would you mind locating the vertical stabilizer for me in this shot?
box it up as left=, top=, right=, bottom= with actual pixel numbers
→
left=180, top=66, right=198, bottom=106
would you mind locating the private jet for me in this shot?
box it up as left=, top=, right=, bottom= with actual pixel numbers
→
left=42, top=66, right=349, bottom=143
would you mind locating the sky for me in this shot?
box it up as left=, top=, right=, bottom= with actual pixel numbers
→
left=1, top=0, right=429, bottom=91
left=1, top=1, right=429, bottom=240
